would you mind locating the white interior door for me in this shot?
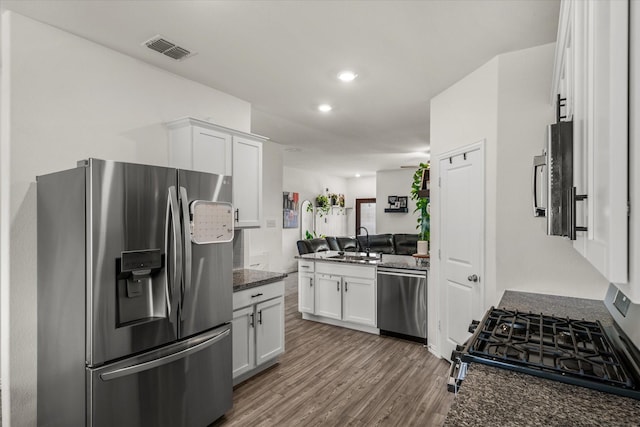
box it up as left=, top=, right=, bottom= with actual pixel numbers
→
left=439, top=143, right=484, bottom=361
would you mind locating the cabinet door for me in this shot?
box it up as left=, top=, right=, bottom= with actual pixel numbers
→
left=571, top=0, right=628, bottom=283
left=167, top=119, right=232, bottom=176
left=232, top=136, right=263, bottom=228
left=298, top=273, right=314, bottom=314
left=314, top=274, right=342, bottom=320
left=342, top=277, right=376, bottom=327
left=192, top=126, right=232, bottom=176
left=231, top=306, right=255, bottom=378
left=255, top=297, right=284, bottom=365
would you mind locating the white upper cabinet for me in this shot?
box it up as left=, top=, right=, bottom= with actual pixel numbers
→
left=552, top=0, right=629, bottom=283
left=167, top=117, right=232, bottom=176
left=232, top=136, right=263, bottom=228
left=166, top=117, right=266, bottom=228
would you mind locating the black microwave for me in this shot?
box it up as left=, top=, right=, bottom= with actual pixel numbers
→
left=532, top=121, right=586, bottom=239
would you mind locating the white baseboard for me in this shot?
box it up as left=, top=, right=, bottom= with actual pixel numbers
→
left=301, top=312, right=380, bottom=335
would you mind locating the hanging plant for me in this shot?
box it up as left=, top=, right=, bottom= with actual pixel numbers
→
left=315, top=194, right=330, bottom=217
left=410, top=162, right=430, bottom=241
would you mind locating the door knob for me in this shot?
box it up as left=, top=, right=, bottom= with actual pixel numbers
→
left=467, top=274, right=479, bottom=283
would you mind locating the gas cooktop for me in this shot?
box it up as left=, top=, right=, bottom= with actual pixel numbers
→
left=451, top=307, right=640, bottom=400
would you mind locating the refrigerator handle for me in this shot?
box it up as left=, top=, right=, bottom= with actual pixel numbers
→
left=179, top=186, right=193, bottom=321
left=165, top=186, right=182, bottom=323
left=99, top=328, right=230, bottom=381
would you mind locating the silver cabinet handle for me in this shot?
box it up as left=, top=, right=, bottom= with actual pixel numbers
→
left=467, top=274, right=479, bottom=283
left=179, top=187, right=192, bottom=321
left=345, top=281, right=348, bottom=292
left=532, top=152, right=546, bottom=217
left=250, top=313, right=254, bottom=328
left=310, top=278, right=313, bottom=287
left=336, top=281, right=340, bottom=291
left=300, top=265, right=310, bottom=269
left=258, top=310, right=263, bottom=325
left=100, top=328, right=230, bottom=381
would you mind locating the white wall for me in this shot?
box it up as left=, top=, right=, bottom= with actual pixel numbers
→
left=430, top=44, right=609, bottom=354
left=430, top=55, right=499, bottom=352
left=495, top=44, right=608, bottom=299
left=628, top=0, right=640, bottom=301
left=246, top=140, right=284, bottom=272
left=375, top=169, right=421, bottom=234
left=281, top=167, right=348, bottom=272
left=1, top=12, right=252, bottom=426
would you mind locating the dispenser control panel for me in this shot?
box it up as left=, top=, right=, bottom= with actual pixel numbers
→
left=120, top=249, right=162, bottom=272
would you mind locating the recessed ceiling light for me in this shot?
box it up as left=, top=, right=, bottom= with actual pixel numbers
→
left=337, top=71, right=358, bottom=82
left=355, top=173, right=361, bottom=178
left=318, top=104, right=333, bottom=113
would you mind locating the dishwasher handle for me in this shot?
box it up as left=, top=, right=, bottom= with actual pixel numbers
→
left=377, top=269, right=425, bottom=278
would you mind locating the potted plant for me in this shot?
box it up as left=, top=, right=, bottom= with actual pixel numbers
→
left=410, top=162, right=430, bottom=255
left=315, top=194, right=330, bottom=217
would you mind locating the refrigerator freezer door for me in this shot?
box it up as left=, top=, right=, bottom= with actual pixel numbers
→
left=178, top=169, right=233, bottom=339
left=88, top=159, right=179, bottom=366
left=89, top=324, right=232, bottom=427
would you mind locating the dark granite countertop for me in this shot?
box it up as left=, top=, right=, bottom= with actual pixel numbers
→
left=444, top=290, right=640, bottom=426
left=296, top=251, right=428, bottom=271
left=232, top=269, right=287, bottom=292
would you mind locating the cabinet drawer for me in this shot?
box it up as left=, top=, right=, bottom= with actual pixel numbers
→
left=298, top=260, right=315, bottom=272
left=233, top=281, right=284, bottom=310
left=315, top=262, right=375, bottom=279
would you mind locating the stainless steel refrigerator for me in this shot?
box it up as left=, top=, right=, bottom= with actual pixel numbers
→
left=37, top=158, right=234, bottom=427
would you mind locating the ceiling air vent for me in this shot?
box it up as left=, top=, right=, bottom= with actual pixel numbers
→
left=143, top=35, right=194, bottom=61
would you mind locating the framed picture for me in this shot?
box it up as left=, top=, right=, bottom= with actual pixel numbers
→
left=398, top=196, right=408, bottom=208
left=283, top=191, right=299, bottom=228
left=388, top=195, right=397, bottom=204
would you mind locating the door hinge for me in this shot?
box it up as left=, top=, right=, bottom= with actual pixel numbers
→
left=438, top=320, right=441, bottom=331
left=438, top=249, right=441, bottom=260
left=438, top=177, right=441, bottom=187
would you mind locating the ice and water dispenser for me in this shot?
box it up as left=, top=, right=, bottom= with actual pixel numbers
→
left=114, top=201, right=233, bottom=327
left=116, top=249, right=165, bottom=326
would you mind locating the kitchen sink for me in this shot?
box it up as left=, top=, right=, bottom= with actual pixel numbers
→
left=327, top=252, right=381, bottom=263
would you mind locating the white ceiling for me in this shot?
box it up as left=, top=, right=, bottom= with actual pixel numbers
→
left=2, top=0, right=560, bottom=177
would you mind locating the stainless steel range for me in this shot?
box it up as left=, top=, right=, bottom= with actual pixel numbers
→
left=449, top=284, right=640, bottom=400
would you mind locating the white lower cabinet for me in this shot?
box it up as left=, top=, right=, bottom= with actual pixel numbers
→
left=315, top=274, right=343, bottom=320
left=298, top=273, right=314, bottom=314
left=255, top=297, right=285, bottom=365
left=232, top=306, right=255, bottom=378
left=232, top=281, right=284, bottom=383
left=342, top=276, right=376, bottom=327
left=298, top=260, right=315, bottom=314
left=299, top=261, right=377, bottom=332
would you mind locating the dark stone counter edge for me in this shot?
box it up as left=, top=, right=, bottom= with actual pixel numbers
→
left=233, top=270, right=288, bottom=292
left=295, top=254, right=429, bottom=271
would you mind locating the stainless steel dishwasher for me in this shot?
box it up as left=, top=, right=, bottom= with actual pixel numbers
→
left=377, top=267, right=427, bottom=342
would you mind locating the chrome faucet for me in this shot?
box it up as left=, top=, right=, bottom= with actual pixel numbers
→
left=357, top=226, right=370, bottom=256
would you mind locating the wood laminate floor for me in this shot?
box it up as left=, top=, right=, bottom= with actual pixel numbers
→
left=213, top=273, right=454, bottom=427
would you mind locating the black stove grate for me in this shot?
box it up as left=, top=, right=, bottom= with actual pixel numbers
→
left=462, top=308, right=640, bottom=398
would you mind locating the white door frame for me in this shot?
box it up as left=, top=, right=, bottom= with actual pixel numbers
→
left=435, top=140, right=485, bottom=360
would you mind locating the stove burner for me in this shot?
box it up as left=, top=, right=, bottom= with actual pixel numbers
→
left=499, top=322, right=527, bottom=336
left=558, top=358, right=605, bottom=378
